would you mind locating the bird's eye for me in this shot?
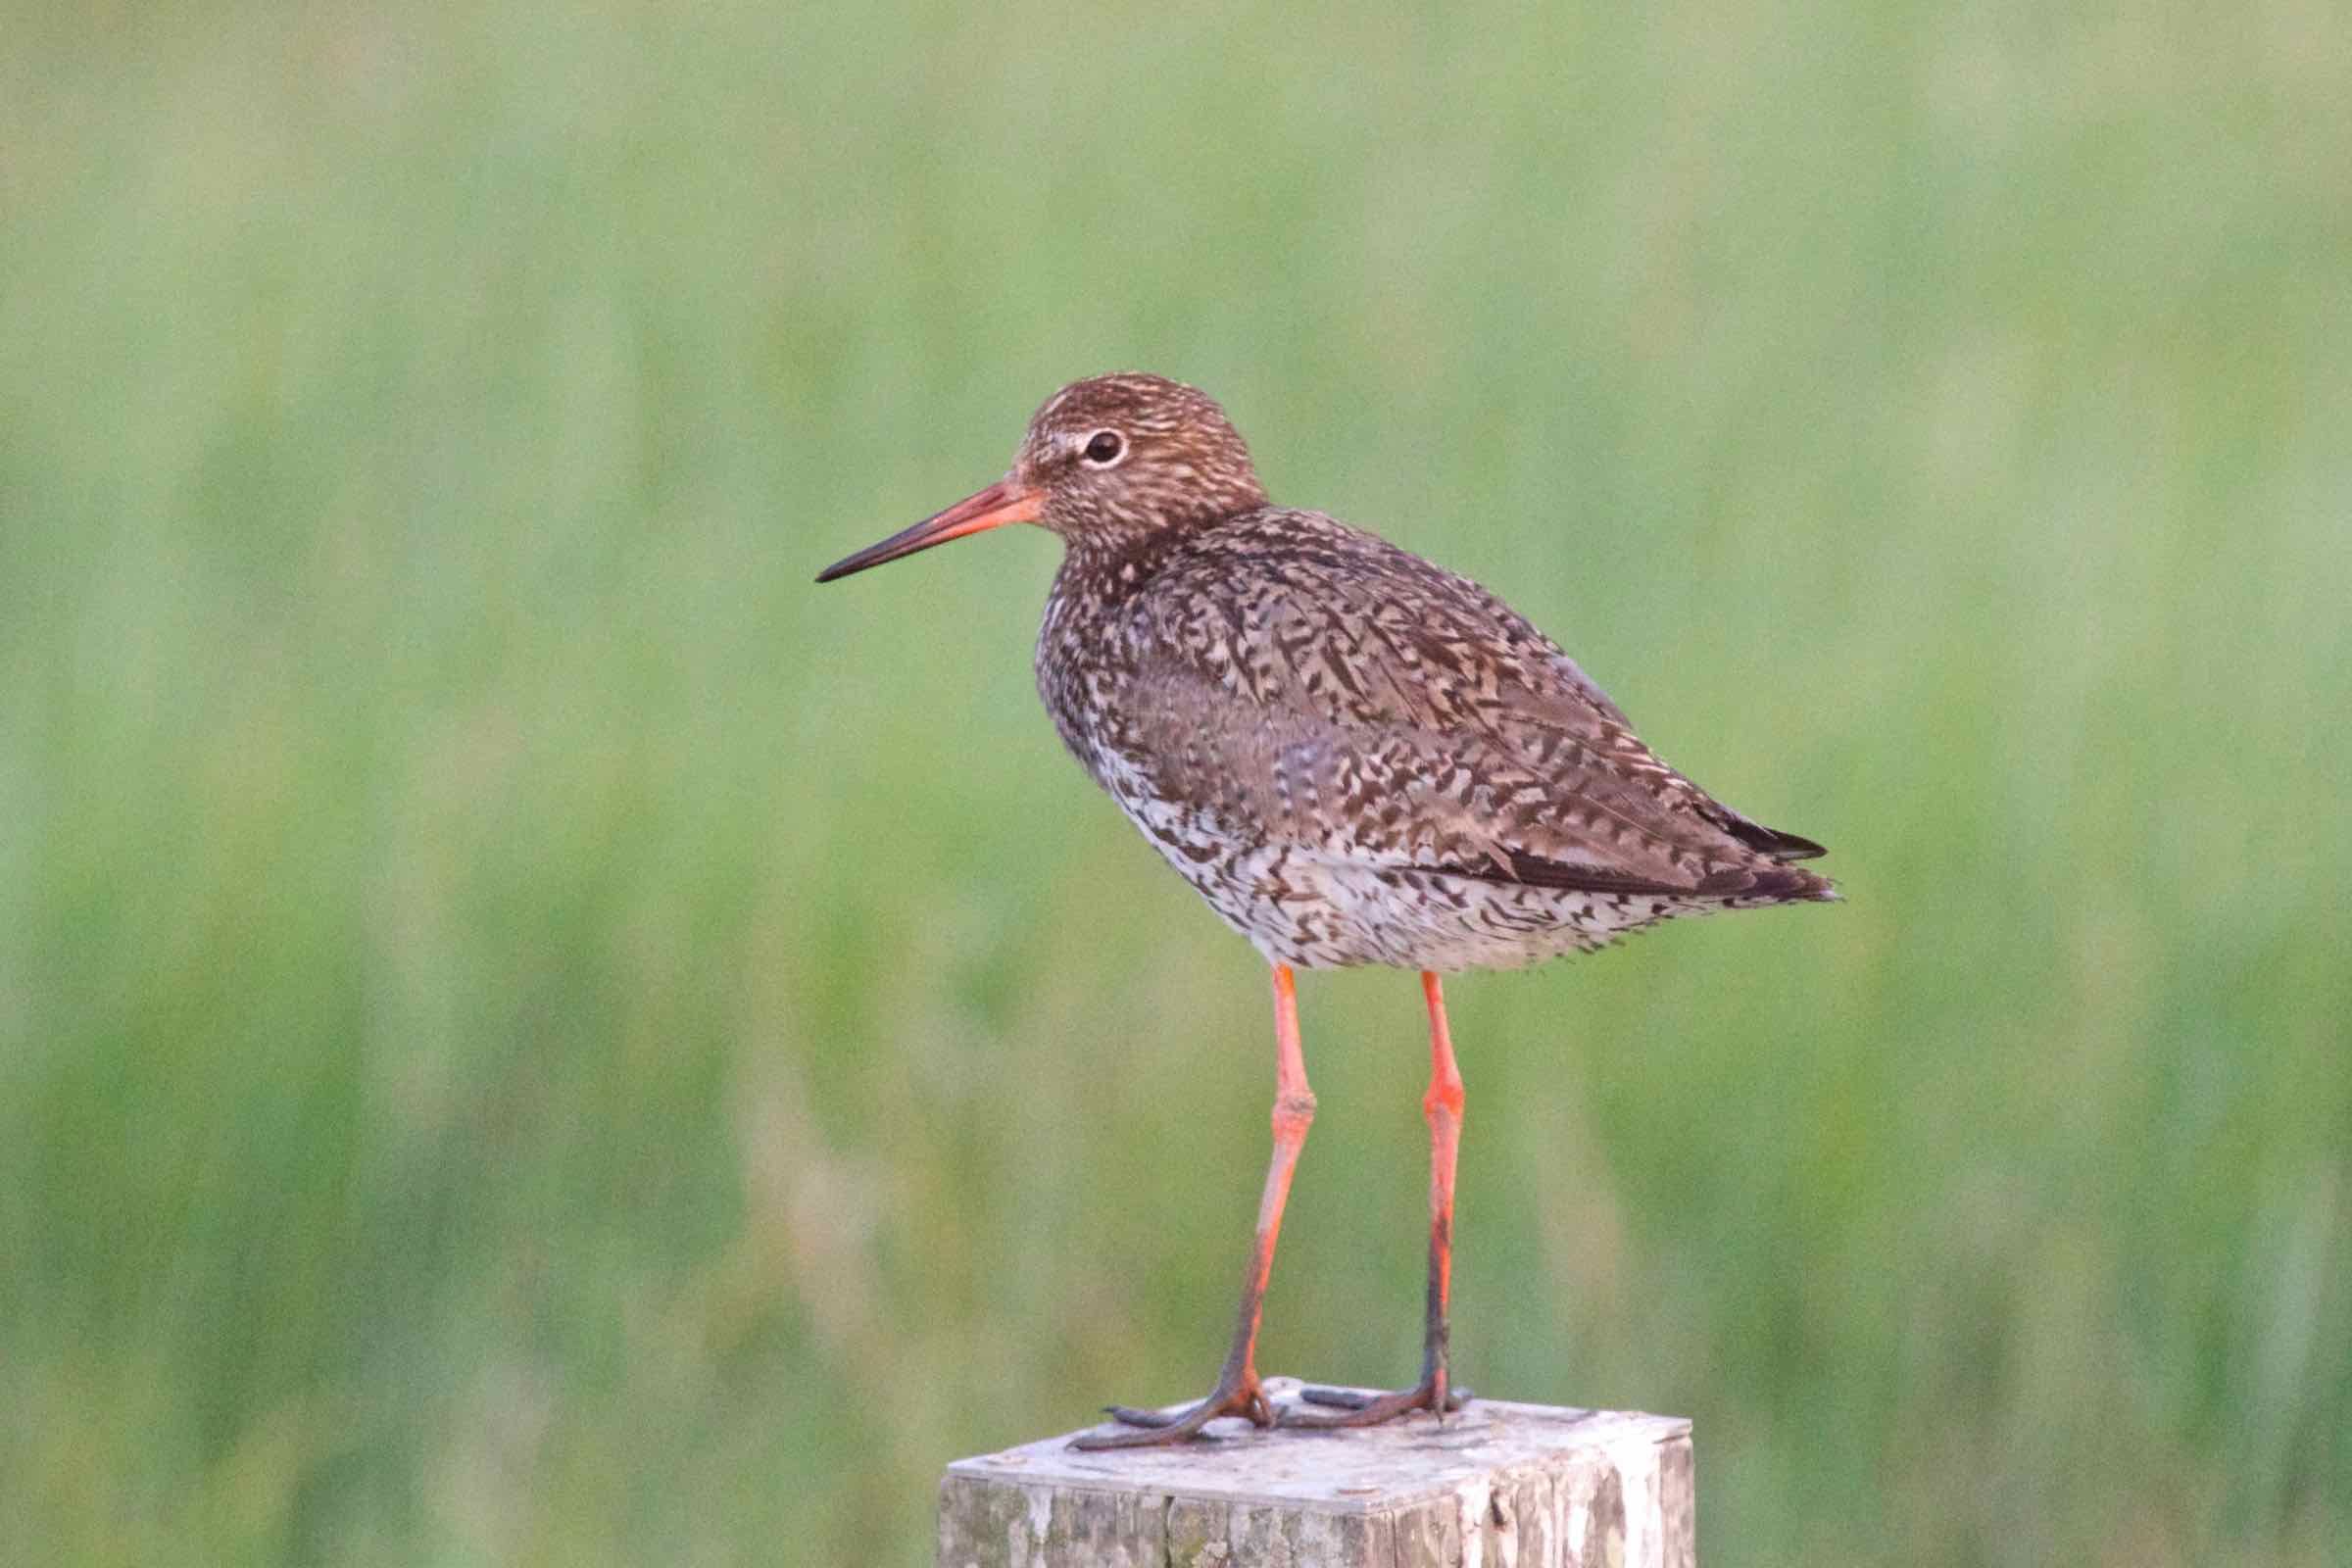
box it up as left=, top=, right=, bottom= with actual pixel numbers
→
left=1082, top=429, right=1125, bottom=466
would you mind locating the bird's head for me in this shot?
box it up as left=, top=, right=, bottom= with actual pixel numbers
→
left=815, top=373, right=1266, bottom=583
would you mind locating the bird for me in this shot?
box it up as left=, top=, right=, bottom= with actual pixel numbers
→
left=815, top=372, right=1835, bottom=1449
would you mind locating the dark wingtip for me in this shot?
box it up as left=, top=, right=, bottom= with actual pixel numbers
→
left=1762, top=829, right=1829, bottom=861
left=1732, top=822, right=1827, bottom=861
left=1704, top=802, right=1828, bottom=861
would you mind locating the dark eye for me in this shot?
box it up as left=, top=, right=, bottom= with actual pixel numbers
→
left=1082, top=429, right=1124, bottom=465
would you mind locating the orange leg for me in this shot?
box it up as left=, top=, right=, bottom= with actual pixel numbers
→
left=1297, top=970, right=1471, bottom=1426
left=1073, top=964, right=1315, bottom=1448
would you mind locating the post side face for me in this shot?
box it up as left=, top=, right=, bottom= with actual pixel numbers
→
left=1660, top=1432, right=1696, bottom=1566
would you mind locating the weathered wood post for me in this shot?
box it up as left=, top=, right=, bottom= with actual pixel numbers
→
left=938, top=1378, right=1694, bottom=1567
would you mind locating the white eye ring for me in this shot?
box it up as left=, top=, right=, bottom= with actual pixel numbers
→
left=1080, top=429, right=1127, bottom=466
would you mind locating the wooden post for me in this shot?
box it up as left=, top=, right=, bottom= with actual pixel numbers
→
left=937, top=1378, right=1694, bottom=1568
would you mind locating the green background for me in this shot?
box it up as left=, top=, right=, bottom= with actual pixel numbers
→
left=5, top=2, right=2348, bottom=1562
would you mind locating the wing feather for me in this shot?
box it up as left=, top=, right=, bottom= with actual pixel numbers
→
left=1112, top=512, right=1828, bottom=899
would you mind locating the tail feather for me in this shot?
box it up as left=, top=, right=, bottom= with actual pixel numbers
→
left=1696, top=862, right=1840, bottom=904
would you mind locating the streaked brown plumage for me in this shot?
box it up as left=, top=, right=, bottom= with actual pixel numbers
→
left=817, top=372, right=1835, bottom=1446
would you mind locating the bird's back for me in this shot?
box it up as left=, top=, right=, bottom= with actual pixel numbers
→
left=1038, top=507, right=1833, bottom=970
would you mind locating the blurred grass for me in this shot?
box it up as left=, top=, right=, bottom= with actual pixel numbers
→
left=3, top=0, right=2349, bottom=1562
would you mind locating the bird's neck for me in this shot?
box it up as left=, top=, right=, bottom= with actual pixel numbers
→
left=1051, top=518, right=1209, bottom=613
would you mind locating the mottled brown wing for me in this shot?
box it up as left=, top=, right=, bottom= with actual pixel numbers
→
left=1123, top=512, right=1819, bottom=897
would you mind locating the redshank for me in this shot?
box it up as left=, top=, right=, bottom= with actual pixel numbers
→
left=816, top=373, right=1835, bottom=1448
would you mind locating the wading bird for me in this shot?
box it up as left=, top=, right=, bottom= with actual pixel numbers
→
left=816, top=373, right=1835, bottom=1448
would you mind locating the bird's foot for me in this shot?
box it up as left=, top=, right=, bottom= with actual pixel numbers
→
left=1069, top=1371, right=1278, bottom=1449
left=1288, top=1375, right=1471, bottom=1428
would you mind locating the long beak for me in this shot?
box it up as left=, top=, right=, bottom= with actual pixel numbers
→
left=814, top=477, right=1044, bottom=583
